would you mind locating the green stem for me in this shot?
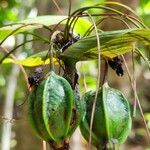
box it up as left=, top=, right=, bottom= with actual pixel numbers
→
left=49, top=43, right=54, bottom=71
left=63, top=60, right=76, bottom=89
left=68, top=0, right=71, bottom=17
left=100, top=60, right=108, bottom=86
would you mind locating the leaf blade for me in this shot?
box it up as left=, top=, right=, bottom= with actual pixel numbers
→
left=2, top=57, right=57, bottom=67
left=63, top=29, right=150, bottom=60
left=0, top=15, right=92, bottom=40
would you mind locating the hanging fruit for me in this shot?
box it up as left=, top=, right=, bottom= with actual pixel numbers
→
left=67, top=92, right=85, bottom=137
left=80, top=82, right=132, bottom=149
left=28, top=71, right=84, bottom=149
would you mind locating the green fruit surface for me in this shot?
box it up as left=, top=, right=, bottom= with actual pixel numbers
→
left=80, top=83, right=132, bottom=147
left=28, top=71, right=84, bottom=147
left=67, top=92, right=85, bottom=136
left=28, top=71, right=74, bottom=143
left=28, top=80, right=52, bottom=141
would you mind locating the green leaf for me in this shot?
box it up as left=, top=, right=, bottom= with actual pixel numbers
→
left=2, top=57, right=44, bottom=67
left=0, top=15, right=66, bottom=41
left=73, top=17, right=92, bottom=36
left=0, top=15, right=92, bottom=41
left=2, top=57, right=57, bottom=67
left=2, top=49, right=60, bottom=67
left=3, top=29, right=150, bottom=66
left=63, top=29, right=150, bottom=60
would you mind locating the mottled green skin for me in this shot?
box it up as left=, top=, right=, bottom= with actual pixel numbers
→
left=28, top=72, right=84, bottom=147
left=28, top=80, right=53, bottom=141
left=80, top=83, right=132, bottom=147
left=28, top=72, right=74, bottom=144
left=67, top=92, right=85, bottom=137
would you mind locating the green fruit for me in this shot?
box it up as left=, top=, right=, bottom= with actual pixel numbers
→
left=28, top=71, right=73, bottom=146
left=67, top=92, right=85, bottom=137
left=80, top=83, right=132, bottom=148
left=28, top=71, right=84, bottom=148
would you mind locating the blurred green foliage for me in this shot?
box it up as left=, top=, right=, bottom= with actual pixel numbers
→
left=138, top=0, right=150, bottom=27
left=79, top=0, right=105, bottom=14
left=0, top=0, right=20, bottom=25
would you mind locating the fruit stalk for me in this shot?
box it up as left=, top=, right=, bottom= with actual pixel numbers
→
left=61, top=56, right=78, bottom=90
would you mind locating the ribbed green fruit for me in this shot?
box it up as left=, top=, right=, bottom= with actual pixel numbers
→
left=28, top=71, right=84, bottom=148
left=67, top=92, right=85, bottom=137
left=80, top=83, right=132, bottom=148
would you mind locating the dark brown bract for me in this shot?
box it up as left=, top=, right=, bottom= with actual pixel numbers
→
left=28, top=67, right=43, bottom=87
left=108, top=57, right=124, bottom=76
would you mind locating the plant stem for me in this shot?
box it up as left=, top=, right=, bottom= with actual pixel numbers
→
left=122, top=55, right=150, bottom=142
left=52, top=0, right=63, bottom=14
left=63, top=60, right=76, bottom=89
left=85, top=12, right=101, bottom=149
left=49, top=43, right=54, bottom=71
left=100, top=60, right=108, bottom=86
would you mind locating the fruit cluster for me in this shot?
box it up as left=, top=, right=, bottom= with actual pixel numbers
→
left=28, top=71, right=131, bottom=150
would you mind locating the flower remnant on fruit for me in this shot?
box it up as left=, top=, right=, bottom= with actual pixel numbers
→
left=28, top=67, right=44, bottom=87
